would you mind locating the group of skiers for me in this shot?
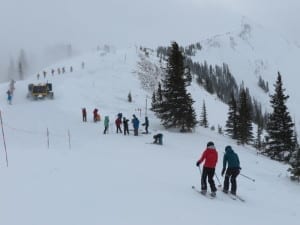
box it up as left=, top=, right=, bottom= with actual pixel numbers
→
left=81, top=108, right=155, bottom=138
left=196, top=141, right=241, bottom=197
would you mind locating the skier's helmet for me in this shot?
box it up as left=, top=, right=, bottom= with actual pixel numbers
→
left=207, top=141, right=214, bottom=147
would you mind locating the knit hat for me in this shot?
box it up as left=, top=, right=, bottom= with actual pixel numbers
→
left=225, top=145, right=232, bottom=152
left=207, top=141, right=214, bottom=147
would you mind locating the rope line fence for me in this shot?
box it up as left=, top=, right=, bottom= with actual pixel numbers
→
left=0, top=112, right=73, bottom=167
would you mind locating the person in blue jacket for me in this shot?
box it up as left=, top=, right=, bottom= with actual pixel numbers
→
left=132, top=114, right=139, bottom=136
left=221, top=145, right=241, bottom=195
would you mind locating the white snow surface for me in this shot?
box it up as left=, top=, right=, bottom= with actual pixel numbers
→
left=0, top=46, right=299, bottom=225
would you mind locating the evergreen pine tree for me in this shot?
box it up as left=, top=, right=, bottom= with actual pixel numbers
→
left=289, top=147, right=300, bottom=181
left=254, top=125, right=263, bottom=151
left=292, top=127, right=299, bottom=150
left=237, top=88, right=253, bottom=145
left=151, top=91, right=157, bottom=110
left=156, top=42, right=197, bottom=131
left=265, top=72, right=294, bottom=161
left=157, top=82, right=163, bottom=102
left=225, top=92, right=239, bottom=139
left=151, top=82, right=163, bottom=113
left=199, top=100, right=208, bottom=128
left=18, top=49, right=28, bottom=80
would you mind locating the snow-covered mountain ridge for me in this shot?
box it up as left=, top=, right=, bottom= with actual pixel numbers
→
left=192, top=19, right=300, bottom=117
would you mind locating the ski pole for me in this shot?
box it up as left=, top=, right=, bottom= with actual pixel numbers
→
left=214, top=173, right=222, bottom=188
left=198, top=166, right=202, bottom=175
left=240, top=173, right=255, bottom=182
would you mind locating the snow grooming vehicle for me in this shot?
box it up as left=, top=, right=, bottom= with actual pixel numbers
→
left=27, top=83, right=54, bottom=100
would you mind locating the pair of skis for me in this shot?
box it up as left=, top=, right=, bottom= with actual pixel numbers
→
left=194, top=167, right=245, bottom=202
left=192, top=185, right=245, bottom=202
left=192, top=186, right=216, bottom=199
left=222, top=191, right=245, bottom=202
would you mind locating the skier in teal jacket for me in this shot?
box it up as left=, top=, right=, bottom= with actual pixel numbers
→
left=221, top=145, right=241, bottom=195
left=103, top=116, right=109, bottom=134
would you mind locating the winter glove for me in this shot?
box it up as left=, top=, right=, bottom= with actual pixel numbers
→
left=221, top=168, right=226, bottom=176
left=196, top=161, right=200, bottom=167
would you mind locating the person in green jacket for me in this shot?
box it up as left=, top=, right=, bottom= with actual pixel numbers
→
left=103, top=116, right=109, bottom=134
left=221, top=145, right=241, bottom=195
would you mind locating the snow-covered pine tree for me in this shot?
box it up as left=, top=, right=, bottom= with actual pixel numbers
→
left=254, top=125, right=263, bottom=151
left=151, top=82, right=162, bottom=113
left=265, top=72, right=294, bottom=161
left=18, top=49, right=28, bottom=80
left=225, top=92, right=239, bottom=140
left=157, top=82, right=163, bottom=102
left=155, top=42, right=197, bottom=132
left=199, top=100, right=208, bottom=128
left=289, top=146, right=300, bottom=181
left=237, top=87, right=253, bottom=145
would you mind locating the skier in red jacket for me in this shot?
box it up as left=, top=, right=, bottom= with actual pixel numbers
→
left=115, top=117, right=122, bottom=133
left=196, top=141, right=218, bottom=197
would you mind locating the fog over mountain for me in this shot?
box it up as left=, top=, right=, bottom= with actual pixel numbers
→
left=0, top=0, right=299, bottom=81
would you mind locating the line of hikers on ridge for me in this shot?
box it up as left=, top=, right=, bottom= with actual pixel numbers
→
left=36, top=62, right=85, bottom=80
left=196, top=141, right=241, bottom=197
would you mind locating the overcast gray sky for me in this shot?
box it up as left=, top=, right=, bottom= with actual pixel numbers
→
left=0, top=0, right=299, bottom=76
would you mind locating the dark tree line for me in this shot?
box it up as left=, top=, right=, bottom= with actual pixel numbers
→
left=225, top=88, right=253, bottom=145
left=157, top=42, right=201, bottom=59
left=258, top=75, right=269, bottom=93
left=8, top=49, right=28, bottom=81
left=186, top=60, right=267, bottom=129
left=156, top=43, right=268, bottom=130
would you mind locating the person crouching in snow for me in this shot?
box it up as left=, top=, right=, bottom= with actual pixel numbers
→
left=153, top=133, right=163, bottom=145
left=196, top=141, right=218, bottom=197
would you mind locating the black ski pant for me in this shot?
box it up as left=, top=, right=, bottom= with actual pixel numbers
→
left=134, top=128, right=138, bottom=136
left=103, top=126, right=109, bottom=134
left=223, top=167, right=240, bottom=194
left=124, top=126, right=129, bottom=135
left=116, top=125, right=122, bottom=133
left=201, top=167, right=217, bottom=192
